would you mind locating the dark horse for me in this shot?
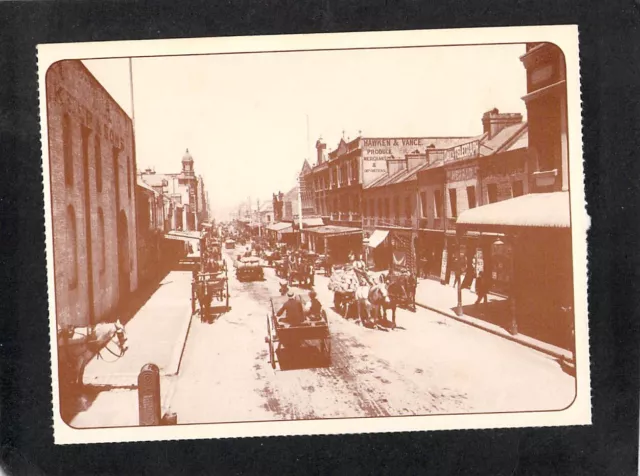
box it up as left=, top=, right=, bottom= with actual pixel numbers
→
left=194, top=274, right=226, bottom=322
left=381, top=271, right=418, bottom=327
left=288, top=260, right=314, bottom=287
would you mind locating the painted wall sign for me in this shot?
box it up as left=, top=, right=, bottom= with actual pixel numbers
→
left=443, top=140, right=480, bottom=163
left=446, top=165, right=476, bottom=182
left=361, top=138, right=430, bottom=186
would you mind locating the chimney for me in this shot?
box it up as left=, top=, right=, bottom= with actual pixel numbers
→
left=316, top=138, right=327, bottom=165
left=482, top=108, right=523, bottom=139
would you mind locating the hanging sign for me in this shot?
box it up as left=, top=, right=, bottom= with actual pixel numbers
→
left=474, top=247, right=484, bottom=275
left=440, top=248, right=448, bottom=283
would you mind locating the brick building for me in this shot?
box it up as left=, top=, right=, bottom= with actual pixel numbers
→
left=46, top=60, right=138, bottom=331
left=414, top=110, right=528, bottom=285
left=454, top=43, right=572, bottom=349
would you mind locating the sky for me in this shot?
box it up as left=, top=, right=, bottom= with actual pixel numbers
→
left=83, top=43, right=527, bottom=221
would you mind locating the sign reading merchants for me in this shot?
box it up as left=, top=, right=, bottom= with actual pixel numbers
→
left=362, top=138, right=427, bottom=186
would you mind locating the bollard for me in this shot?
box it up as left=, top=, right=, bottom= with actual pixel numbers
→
left=162, top=412, right=178, bottom=425
left=138, top=363, right=161, bottom=426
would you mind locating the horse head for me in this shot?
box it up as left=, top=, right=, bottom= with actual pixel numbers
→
left=369, top=282, right=390, bottom=305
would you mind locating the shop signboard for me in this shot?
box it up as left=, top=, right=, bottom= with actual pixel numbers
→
left=361, top=137, right=430, bottom=186
left=443, top=139, right=480, bottom=163
left=474, top=248, right=484, bottom=275
left=440, top=248, right=448, bottom=283
left=491, top=240, right=512, bottom=284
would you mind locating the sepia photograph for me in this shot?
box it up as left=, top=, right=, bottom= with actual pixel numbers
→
left=38, top=26, right=589, bottom=444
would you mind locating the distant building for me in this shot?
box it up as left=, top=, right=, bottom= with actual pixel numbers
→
left=139, top=148, right=208, bottom=232
left=46, top=60, right=138, bottom=331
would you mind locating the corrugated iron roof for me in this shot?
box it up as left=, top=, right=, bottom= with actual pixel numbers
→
left=479, top=123, right=527, bottom=156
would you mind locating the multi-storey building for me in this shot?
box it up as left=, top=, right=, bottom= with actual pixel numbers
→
left=453, top=42, right=572, bottom=349
left=47, top=60, right=139, bottom=333
left=139, top=149, right=204, bottom=233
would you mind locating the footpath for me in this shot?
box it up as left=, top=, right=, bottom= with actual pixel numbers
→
left=411, top=277, right=573, bottom=363
left=82, top=269, right=195, bottom=389
left=317, top=271, right=573, bottom=364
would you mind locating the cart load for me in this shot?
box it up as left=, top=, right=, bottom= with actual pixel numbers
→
left=235, top=256, right=264, bottom=281
left=327, top=266, right=360, bottom=293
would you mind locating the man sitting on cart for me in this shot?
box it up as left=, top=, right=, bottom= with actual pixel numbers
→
left=276, top=291, right=305, bottom=325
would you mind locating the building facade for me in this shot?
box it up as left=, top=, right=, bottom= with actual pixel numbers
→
left=139, top=148, right=206, bottom=232
left=46, top=60, right=139, bottom=331
left=453, top=43, right=572, bottom=349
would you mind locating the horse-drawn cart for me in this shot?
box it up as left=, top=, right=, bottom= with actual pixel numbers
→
left=265, top=295, right=331, bottom=370
left=235, top=256, right=264, bottom=282
left=192, top=269, right=230, bottom=321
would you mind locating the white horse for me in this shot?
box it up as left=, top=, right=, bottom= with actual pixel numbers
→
left=355, top=275, right=390, bottom=327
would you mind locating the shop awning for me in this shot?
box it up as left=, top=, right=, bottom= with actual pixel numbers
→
left=366, top=229, right=389, bottom=248
left=456, top=192, right=570, bottom=229
left=296, top=217, right=324, bottom=227
left=307, top=225, right=363, bottom=238
left=165, top=230, right=203, bottom=242
left=266, top=222, right=292, bottom=232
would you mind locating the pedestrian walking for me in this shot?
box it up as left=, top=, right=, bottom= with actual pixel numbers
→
left=474, top=271, right=489, bottom=305
left=453, top=256, right=462, bottom=288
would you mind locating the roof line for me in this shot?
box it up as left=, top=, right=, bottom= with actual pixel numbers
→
left=494, top=122, right=528, bottom=154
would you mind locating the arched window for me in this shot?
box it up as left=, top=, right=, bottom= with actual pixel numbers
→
left=127, top=155, right=132, bottom=199
left=63, top=114, right=73, bottom=186
left=98, top=207, right=106, bottom=274
left=66, top=205, right=78, bottom=288
left=95, top=133, right=102, bottom=193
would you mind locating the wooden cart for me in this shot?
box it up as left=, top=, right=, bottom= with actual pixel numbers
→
left=265, top=295, right=331, bottom=370
left=192, top=269, right=230, bottom=321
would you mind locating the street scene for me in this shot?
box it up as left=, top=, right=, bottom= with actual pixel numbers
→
left=44, top=38, right=580, bottom=431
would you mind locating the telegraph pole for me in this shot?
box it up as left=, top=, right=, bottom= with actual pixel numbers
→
left=297, top=175, right=304, bottom=249
left=257, top=198, right=262, bottom=238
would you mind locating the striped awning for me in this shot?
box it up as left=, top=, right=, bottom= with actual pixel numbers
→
left=456, top=192, right=570, bottom=229
left=366, top=229, right=389, bottom=248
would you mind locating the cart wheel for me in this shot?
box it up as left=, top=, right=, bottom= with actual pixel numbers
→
left=322, top=338, right=332, bottom=357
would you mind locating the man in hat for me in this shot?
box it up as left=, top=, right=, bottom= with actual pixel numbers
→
left=276, top=290, right=304, bottom=325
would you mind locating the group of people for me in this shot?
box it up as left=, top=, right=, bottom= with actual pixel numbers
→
left=275, top=290, right=324, bottom=326
left=450, top=254, right=490, bottom=306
